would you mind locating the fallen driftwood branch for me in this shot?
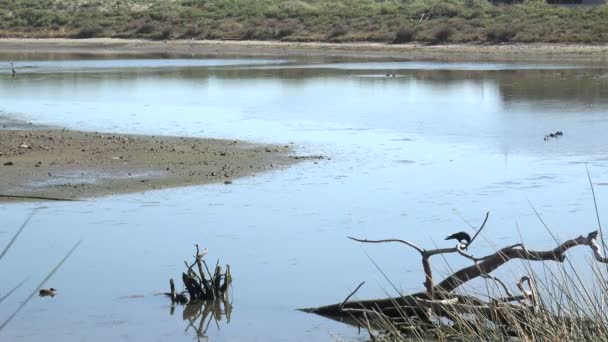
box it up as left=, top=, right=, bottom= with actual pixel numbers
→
left=347, top=211, right=488, bottom=298
left=302, top=211, right=608, bottom=339
left=166, top=245, right=232, bottom=304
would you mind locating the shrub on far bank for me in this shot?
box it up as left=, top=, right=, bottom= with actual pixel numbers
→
left=486, top=25, right=518, bottom=43
left=4, top=0, right=608, bottom=44
left=151, top=28, right=172, bottom=40
left=432, top=25, right=453, bottom=44
left=392, top=26, right=416, bottom=44
left=327, top=25, right=348, bottom=40
left=72, top=25, right=102, bottom=39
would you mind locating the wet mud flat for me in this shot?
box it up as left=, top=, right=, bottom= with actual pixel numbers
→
left=0, top=120, right=299, bottom=202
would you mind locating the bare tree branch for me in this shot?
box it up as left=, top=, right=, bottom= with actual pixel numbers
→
left=435, top=231, right=604, bottom=292
left=482, top=275, right=515, bottom=299
left=347, top=237, right=424, bottom=254
left=468, top=211, right=489, bottom=247
left=341, top=282, right=366, bottom=309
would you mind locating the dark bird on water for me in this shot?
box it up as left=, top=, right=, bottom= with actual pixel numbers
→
left=39, top=288, right=57, bottom=297
left=544, top=131, right=564, bottom=140
left=175, top=292, right=189, bottom=304
left=10, top=62, right=16, bottom=77
left=445, top=231, right=471, bottom=245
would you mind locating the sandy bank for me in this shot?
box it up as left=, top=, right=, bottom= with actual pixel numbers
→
left=0, top=118, right=310, bottom=202
left=1, top=38, right=608, bottom=63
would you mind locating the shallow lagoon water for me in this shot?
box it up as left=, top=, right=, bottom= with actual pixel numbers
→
left=2, top=58, right=608, bottom=341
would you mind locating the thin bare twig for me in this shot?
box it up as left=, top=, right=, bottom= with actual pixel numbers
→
left=341, top=282, right=366, bottom=309
left=586, top=164, right=607, bottom=268
left=347, top=237, right=424, bottom=254
left=468, top=211, right=489, bottom=247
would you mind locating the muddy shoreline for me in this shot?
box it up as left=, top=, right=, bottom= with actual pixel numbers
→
left=0, top=117, right=302, bottom=202
left=1, top=38, right=608, bottom=63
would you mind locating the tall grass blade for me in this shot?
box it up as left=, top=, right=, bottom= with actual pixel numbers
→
left=0, top=210, right=37, bottom=261
left=0, top=278, right=28, bottom=305
left=0, top=239, right=81, bottom=332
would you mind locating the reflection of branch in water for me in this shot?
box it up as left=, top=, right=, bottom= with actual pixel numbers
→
left=170, top=297, right=233, bottom=341
left=166, top=246, right=233, bottom=341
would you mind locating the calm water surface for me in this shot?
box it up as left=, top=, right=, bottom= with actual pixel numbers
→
left=1, top=57, right=608, bottom=341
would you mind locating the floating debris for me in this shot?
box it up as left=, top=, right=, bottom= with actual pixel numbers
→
left=544, top=131, right=564, bottom=141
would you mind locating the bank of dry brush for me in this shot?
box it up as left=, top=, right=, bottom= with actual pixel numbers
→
left=2, top=0, right=608, bottom=44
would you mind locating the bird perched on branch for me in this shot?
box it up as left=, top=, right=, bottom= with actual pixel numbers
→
left=445, top=231, right=471, bottom=246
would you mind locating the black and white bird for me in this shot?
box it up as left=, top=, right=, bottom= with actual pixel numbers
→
left=445, top=231, right=471, bottom=246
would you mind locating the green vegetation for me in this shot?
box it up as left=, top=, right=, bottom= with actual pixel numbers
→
left=2, top=0, right=608, bottom=43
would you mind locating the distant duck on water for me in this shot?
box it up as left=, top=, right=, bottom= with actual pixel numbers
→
left=39, top=288, right=57, bottom=297
left=544, top=131, right=564, bottom=141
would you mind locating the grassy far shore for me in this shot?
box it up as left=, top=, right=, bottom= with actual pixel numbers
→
left=2, top=0, right=608, bottom=45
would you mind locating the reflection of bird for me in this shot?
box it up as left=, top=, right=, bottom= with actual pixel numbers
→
left=445, top=231, right=471, bottom=245
left=175, top=292, right=189, bottom=304
left=10, top=62, right=16, bottom=77
left=39, top=288, right=57, bottom=297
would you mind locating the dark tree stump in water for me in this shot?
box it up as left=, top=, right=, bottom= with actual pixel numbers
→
left=167, top=246, right=232, bottom=303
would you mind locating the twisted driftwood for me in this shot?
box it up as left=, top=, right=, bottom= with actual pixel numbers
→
left=167, top=245, right=232, bottom=304
left=302, top=212, right=608, bottom=337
